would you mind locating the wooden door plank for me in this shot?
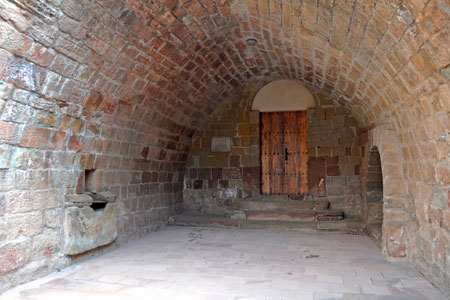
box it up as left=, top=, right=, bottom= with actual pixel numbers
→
left=261, top=113, right=271, bottom=195
left=283, top=111, right=308, bottom=195
left=260, top=112, right=284, bottom=195
left=300, top=111, right=308, bottom=194
left=270, top=112, right=284, bottom=194
left=261, top=111, right=308, bottom=195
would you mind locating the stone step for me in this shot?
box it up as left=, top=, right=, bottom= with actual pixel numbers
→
left=239, top=200, right=329, bottom=211
left=256, top=195, right=290, bottom=201
left=168, top=213, right=364, bottom=233
left=244, top=209, right=344, bottom=222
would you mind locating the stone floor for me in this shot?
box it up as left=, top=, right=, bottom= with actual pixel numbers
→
left=2, top=227, right=448, bottom=300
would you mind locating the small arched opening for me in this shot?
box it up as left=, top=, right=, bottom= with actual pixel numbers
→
left=366, top=146, right=384, bottom=246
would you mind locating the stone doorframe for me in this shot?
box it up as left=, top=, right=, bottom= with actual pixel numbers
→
left=363, top=125, right=415, bottom=261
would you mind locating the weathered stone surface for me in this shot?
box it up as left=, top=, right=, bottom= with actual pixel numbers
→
left=211, top=137, right=231, bottom=152
left=64, top=193, right=92, bottom=207
left=63, top=203, right=118, bottom=255
left=0, top=81, right=13, bottom=100
left=0, top=0, right=447, bottom=296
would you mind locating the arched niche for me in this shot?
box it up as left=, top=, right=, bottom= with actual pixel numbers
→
left=251, top=80, right=315, bottom=112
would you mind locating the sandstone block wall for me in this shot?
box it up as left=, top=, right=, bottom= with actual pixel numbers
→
left=184, top=82, right=363, bottom=217
left=306, top=96, right=362, bottom=217
left=0, top=0, right=448, bottom=296
left=184, top=84, right=261, bottom=215
left=0, top=0, right=201, bottom=291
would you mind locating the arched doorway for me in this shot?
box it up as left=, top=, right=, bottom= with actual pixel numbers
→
left=253, top=80, right=315, bottom=196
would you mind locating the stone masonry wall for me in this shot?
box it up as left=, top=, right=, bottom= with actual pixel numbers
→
left=184, top=82, right=363, bottom=217
left=307, top=95, right=362, bottom=217
left=0, top=0, right=448, bottom=296
left=0, top=0, right=215, bottom=291
left=183, top=83, right=262, bottom=215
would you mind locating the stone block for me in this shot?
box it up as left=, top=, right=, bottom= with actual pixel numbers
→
left=238, top=124, right=251, bottom=136
left=327, top=165, right=340, bottom=176
left=317, top=147, right=331, bottom=157
left=230, top=155, right=240, bottom=167
left=0, top=144, right=14, bottom=169
left=327, top=186, right=344, bottom=196
left=332, top=146, right=346, bottom=157
left=308, top=157, right=326, bottom=196
left=193, top=180, right=203, bottom=189
left=197, top=168, right=211, bottom=180
left=85, top=170, right=103, bottom=193
left=211, top=137, right=231, bottom=152
left=0, top=81, right=13, bottom=100
left=6, top=191, right=33, bottom=213
left=44, top=209, right=61, bottom=229
left=212, top=168, right=222, bottom=179
left=63, top=202, right=118, bottom=255
left=31, top=229, right=60, bottom=260
left=8, top=211, right=43, bottom=238
left=327, top=176, right=347, bottom=187
left=0, top=239, right=31, bottom=275
left=65, top=193, right=92, bottom=207
left=3, top=57, right=44, bottom=92
left=309, top=134, right=339, bottom=147
left=32, top=189, right=62, bottom=210
left=315, top=106, right=326, bottom=120
left=1, top=101, right=33, bottom=124
left=325, top=107, right=335, bottom=120
left=344, top=117, right=358, bottom=127
left=223, top=168, right=242, bottom=179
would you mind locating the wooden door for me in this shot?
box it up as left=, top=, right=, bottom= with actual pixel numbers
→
left=261, top=111, right=308, bottom=195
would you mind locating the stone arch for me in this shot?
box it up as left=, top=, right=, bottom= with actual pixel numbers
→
left=0, top=0, right=447, bottom=295
left=362, top=125, right=415, bottom=261
left=251, top=80, right=316, bottom=112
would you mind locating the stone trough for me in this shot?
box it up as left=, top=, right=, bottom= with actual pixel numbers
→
left=63, top=192, right=118, bottom=255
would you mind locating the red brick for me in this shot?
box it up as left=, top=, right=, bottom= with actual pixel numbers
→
left=28, top=44, right=56, bottom=67
left=85, top=90, right=103, bottom=110
left=327, top=165, right=340, bottom=176
left=230, top=155, right=240, bottom=167
left=20, top=127, right=51, bottom=149
left=68, top=135, right=84, bottom=152
left=212, top=168, right=222, bottom=179
left=0, top=121, right=19, bottom=144
left=50, top=130, right=66, bottom=150
left=354, top=164, right=360, bottom=175
left=219, top=180, right=229, bottom=188
left=142, top=172, right=151, bottom=183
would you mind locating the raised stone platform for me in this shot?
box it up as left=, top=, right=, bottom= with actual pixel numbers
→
left=169, top=212, right=365, bottom=233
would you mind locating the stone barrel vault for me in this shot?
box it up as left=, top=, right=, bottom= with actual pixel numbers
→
left=0, top=0, right=448, bottom=296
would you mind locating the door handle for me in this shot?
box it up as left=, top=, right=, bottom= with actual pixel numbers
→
left=285, top=148, right=290, bottom=161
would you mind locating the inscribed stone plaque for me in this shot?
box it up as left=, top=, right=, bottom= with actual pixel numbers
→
left=211, top=137, right=231, bottom=152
